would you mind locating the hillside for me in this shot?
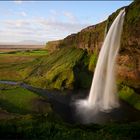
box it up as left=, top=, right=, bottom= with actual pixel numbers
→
left=45, top=0, right=140, bottom=89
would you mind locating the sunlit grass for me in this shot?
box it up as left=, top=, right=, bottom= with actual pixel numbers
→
left=0, top=84, right=52, bottom=114
left=0, top=50, right=48, bottom=56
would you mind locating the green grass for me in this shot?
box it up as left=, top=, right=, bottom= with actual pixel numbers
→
left=15, top=50, right=48, bottom=56
left=0, top=83, right=18, bottom=89
left=0, top=54, right=43, bottom=81
left=119, top=85, right=140, bottom=110
left=0, top=85, right=52, bottom=114
left=0, top=49, right=48, bottom=56
left=25, top=47, right=86, bottom=89
left=88, top=50, right=98, bottom=72
left=0, top=47, right=91, bottom=90
left=0, top=115, right=139, bottom=140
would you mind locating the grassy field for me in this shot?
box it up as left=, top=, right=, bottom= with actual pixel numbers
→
left=0, top=84, right=52, bottom=115
left=0, top=56, right=40, bottom=81
left=0, top=49, right=47, bottom=81
left=0, top=83, right=18, bottom=89
left=0, top=49, right=48, bottom=56
left=0, top=114, right=139, bottom=140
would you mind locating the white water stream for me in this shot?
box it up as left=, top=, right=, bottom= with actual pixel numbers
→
left=76, top=9, right=125, bottom=122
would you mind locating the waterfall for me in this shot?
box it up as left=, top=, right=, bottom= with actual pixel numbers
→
left=104, top=18, right=109, bottom=38
left=75, top=9, right=125, bottom=122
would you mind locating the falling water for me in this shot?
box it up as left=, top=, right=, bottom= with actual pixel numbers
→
left=104, top=18, right=109, bottom=38
left=75, top=9, right=125, bottom=123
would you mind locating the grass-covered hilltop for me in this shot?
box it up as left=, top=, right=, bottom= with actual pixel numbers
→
left=0, top=1, right=140, bottom=139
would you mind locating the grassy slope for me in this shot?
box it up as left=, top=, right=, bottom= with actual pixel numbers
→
left=0, top=84, right=52, bottom=114
left=0, top=55, right=41, bottom=81
left=25, top=47, right=89, bottom=89
left=7, top=49, right=48, bottom=56
left=0, top=115, right=140, bottom=140
left=0, top=50, right=47, bottom=81
left=0, top=47, right=91, bottom=90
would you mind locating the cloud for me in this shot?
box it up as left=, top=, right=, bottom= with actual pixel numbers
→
left=63, top=11, right=78, bottom=23
left=0, top=9, right=27, bottom=18
left=20, top=11, right=27, bottom=17
left=39, top=18, right=87, bottom=32
left=3, top=20, right=31, bottom=28
left=49, top=10, right=78, bottom=24
left=0, top=11, right=90, bottom=43
left=14, top=0, right=23, bottom=4
left=49, top=10, right=58, bottom=16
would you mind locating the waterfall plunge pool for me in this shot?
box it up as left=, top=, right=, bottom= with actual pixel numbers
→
left=0, top=80, right=140, bottom=124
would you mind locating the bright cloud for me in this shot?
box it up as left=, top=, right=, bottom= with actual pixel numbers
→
left=0, top=2, right=90, bottom=43
left=20, top=11, right=27, bottom=17
left=0, top=17, right=89, bottom=43
left=14, top=0, right=23, bottom=4
left=63, top=11, right=78, bottom=23
left=0, top=1, right=132, bottom=44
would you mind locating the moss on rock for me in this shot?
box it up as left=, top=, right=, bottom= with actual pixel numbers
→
left=119, top=85, right=140, bottom=110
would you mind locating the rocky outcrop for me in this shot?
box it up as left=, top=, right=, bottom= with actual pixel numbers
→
left=114, top=1, right=140, bottom=88
left=59, top=21, right=106, bottom=54
left=45, top=40, right=62, bottom=53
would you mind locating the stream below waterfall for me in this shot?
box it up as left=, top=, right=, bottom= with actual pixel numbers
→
left=0, top=80, right=140, bottom=124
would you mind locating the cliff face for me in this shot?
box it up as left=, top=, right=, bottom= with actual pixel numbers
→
left=112, top=1, right=140, bottom=88
left=45, top=22, right=106, bottom=54
left=59, top=21, right=106, bottom=54
left=45, top=40, right=62, bottom=53
left=45, top=0, right=140, bottom=89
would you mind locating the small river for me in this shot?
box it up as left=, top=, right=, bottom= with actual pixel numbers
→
left=0, top=80, right=140, bottom=124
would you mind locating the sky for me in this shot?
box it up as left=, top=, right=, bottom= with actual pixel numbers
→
left=0, top=0, right=132, bottom=44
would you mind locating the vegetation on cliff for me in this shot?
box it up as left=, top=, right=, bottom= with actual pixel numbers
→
left=25, top=47, right=92, bottom=89
left=119, top=85, right=140, bottom=110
